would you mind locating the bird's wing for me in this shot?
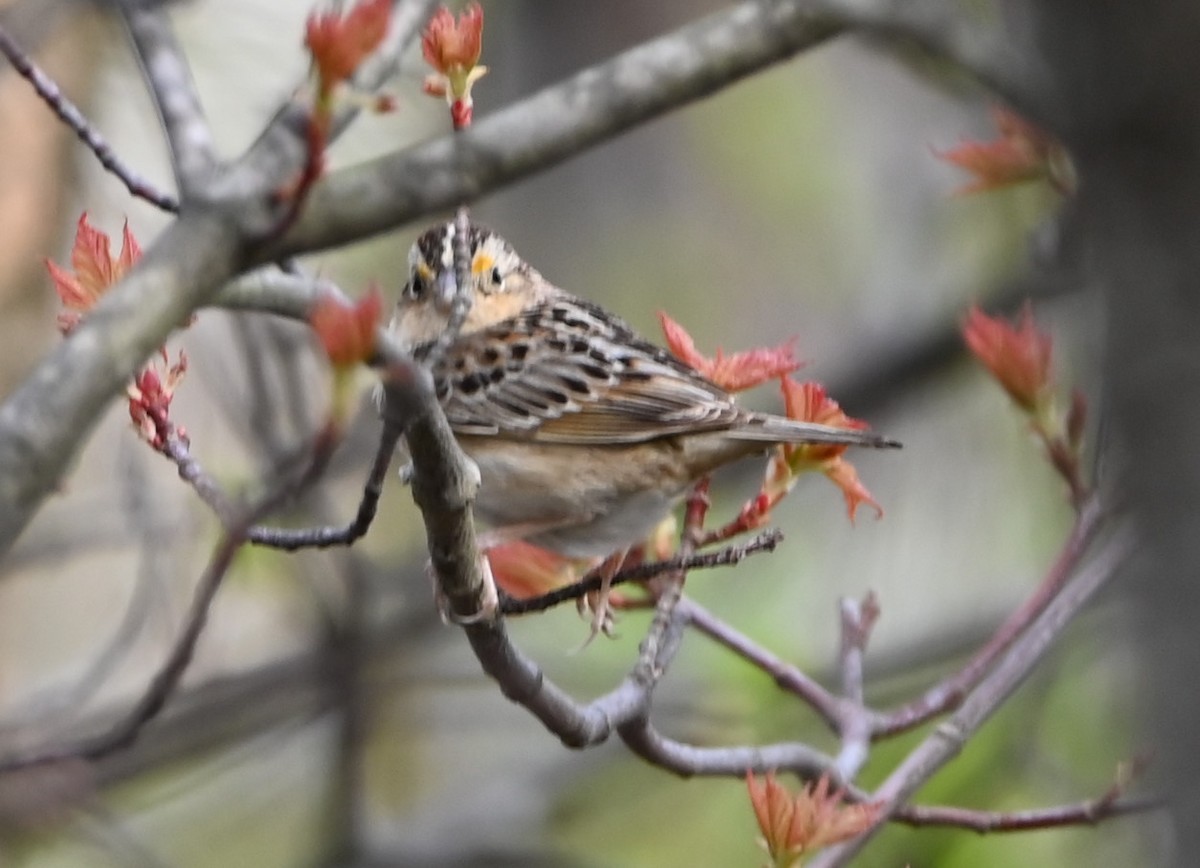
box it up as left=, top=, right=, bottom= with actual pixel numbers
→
left=419, top=298, right=742, bottom=444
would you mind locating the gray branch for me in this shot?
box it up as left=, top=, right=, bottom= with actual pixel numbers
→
left=810, top=527, right=1134, bottom=866
left=272, top=0, right=847, bottom=256
left=118, top=2, right=218, bottom=195
left=0, top=0, right=1018, bottom=555
left=0, top=213, right=242, bottom=551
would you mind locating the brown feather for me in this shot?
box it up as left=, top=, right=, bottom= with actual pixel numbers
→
left=417, top=297, right=751, bottom=444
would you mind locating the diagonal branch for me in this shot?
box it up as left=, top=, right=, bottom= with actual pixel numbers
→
left=0, top=211, right=243, bottom=554
left=118, top=1, right=218, bottom=195
left=376, top=348, right=770, bottom=755
left=873, top=495, right=1103, bottom=737
left=273, top=0, right=1045, bottom=259
left=0, top=22, right=179, bottom=211
left=275, top=0, right=846, bottom=255
left=682, top=597, right=845, bottom=731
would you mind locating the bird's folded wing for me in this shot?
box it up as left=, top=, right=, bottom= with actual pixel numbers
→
left=424, top=299, right=741, bottom=444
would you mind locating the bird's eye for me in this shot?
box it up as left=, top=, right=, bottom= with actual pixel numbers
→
left=491, top=267, right=503, bottom=286
left=406, top=277, right=425, bottom=300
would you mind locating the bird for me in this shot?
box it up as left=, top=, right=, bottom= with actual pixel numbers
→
left=390, top=220, right=899, bottom=629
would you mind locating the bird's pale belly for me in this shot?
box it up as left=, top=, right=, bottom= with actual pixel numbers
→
left=460, top=436, right=691, bottom=559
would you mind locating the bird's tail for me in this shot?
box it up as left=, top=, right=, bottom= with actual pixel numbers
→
left=733, top=413, right=901, bottom=449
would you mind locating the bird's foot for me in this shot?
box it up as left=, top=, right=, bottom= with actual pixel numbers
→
left=573, top=550, right=627, bottom=649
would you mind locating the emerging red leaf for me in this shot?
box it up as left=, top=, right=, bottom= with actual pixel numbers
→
left=767, top=379, right=882, bottom=524
left=658, top=311, right=801, bottom=393
left=309, top=286, right=383, bottom=367
left=46, top=213, right=142, bottom=333
left=421, top=4, right=482, bottom=74
left=305, top=0, right=392, bottom=94
left=962, top=302, right=1053, bottom=415
left=936, top=106, right=1074, bottom=195
left=128, top=349, right=188, bottom=451
left=486, top=540, right=580, bottom=600
left=747, top=771, right=882, bottom=866
left=421, top=3, right=487, bottom=129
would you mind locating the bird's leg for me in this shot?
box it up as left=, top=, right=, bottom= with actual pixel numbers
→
left=576, top=548, right=628, bottom=646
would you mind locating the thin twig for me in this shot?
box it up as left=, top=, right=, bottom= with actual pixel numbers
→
left=835, top=592, right=880, bottom=781
left=498, top=529, right=783, bottom=615
left=158, top=414, right=397, bottom=550
left=635, top=480, right=711, bottom=683
left=161, top=431, right=234, bottom=521
left=839, top=593, right=879, bottom=706
left=325, top=0, right=441, bottom=142
left=888, top=753, right=1158, bottom=831
left=0, top=22, right=178, bottom=211
left=246, top=426, right=398, bottom=550
left=619, top=723, right=838, bottom=779
left=891, top=795, right=1160, bottom=832
left=681, top=597, right=843, bottom=731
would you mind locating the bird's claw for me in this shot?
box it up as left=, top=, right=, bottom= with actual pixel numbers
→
left=429, top=552, right=500, bottom=626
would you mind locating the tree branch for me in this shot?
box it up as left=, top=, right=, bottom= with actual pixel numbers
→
left=499, top=529, right=783, bottom=615
left=810, top=526, right=1133, bottom=866
left=118, top=0, right=217, bottom=195
left=0, top=211, right=243, bottom=554
left=681, top=598, right=844, bottom=732
left=274, top=0, right=845, bottom=255
left=0, top=0, right=935, bottom=557
left=835, top=593, right=879, bottom=780
left=620, top=724, right=837, bottom=779
left=873, top=495, right=1103, bottom=738
left=892, top=795, right=1159, bottom=833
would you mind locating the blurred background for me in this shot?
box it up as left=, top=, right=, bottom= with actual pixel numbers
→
left=0, top=0, right=1149, bottom=865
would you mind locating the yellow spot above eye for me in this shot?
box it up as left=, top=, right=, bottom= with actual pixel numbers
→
left=416, top=262, right=433, bottom=281
left=472, top=253, right=495, bottom=276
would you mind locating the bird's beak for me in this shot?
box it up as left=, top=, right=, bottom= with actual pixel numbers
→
left=435, top=271, right=459, bottom=313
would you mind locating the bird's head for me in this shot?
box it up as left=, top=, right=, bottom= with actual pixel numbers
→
left=391, top=221, right=549, bottom=348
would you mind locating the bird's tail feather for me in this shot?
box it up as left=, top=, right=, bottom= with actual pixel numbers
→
left=733, top=414, right=901, bottom=449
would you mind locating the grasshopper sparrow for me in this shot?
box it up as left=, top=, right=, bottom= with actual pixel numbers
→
left=391, top=221, right=898, bottom=621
